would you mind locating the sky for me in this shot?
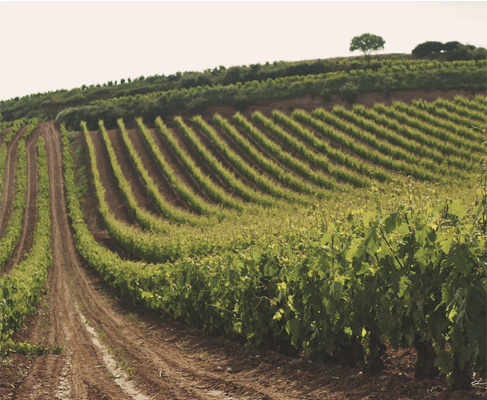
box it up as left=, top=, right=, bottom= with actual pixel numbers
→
left=0, top=1, right=486, bottom=102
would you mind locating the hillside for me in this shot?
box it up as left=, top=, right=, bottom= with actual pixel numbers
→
left=0, top=56, right=486, bottom=399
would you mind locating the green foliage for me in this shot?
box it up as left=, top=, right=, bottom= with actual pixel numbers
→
left=252, top=111, right=369, bottom=188
left=0, top=136, right=51, bottom=341
left=339, top=82, right=359, bottom=103
left=272, top=110, right=389, bottom=182
left=174, top=117, right=274, bottom=206
left=213, top=114, right=326, bottom=198
left=56, top=60, right=487, bottom=130
left=192, top=115, right=302, bottom=202
left=155, top=117, right=242, bottom=210
left=0, top=139, right=28, bottom=269
left=1, top=340, right=62, bottom=358
left=412, top=41, right=444, bottom=57
left=136, top=118, right=221, bottom=216
left=60, top=96, right=486, bottom=390
left=349, top=33, right=386, bottom=63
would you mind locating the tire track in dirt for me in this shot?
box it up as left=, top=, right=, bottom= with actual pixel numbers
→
left=2, top=126, right=41, bottom=275
left=0, top=125, right=26, bottom=239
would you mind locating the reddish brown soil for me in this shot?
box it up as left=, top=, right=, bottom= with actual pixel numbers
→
left=1, top=91, right=486, bottom=399
left=2, top=126, right=41, bottom=275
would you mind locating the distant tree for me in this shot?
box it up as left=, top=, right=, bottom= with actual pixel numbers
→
left=412, top=41, right=444, bottom=57
left=127, top=78, right=131, bottom=83
left=447, top=44, right=487, bottom=61
left=120, top=78, right=125, bottom=84
left=443, top=41, right=461, bottom=52
left=349, top=33, right=385, bottom=63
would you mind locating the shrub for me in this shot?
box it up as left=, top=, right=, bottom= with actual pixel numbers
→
left=339, top=82, right=359, bottom=103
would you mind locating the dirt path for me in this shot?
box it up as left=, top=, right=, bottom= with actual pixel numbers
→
left=0, top=125, right=26, bottom=239
left=2, top=126, right=41, bottom=275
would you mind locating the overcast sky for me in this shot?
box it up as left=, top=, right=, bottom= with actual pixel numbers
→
left=0, top=1, right=485, bottom=101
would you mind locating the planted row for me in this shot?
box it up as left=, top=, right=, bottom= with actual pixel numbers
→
left=233, top=113, right=337, bottom=190
left=174, top=117, right=274, bottom=206
left=453, top=96, right=486, bottom=113
left=155, top=117, right=243, bottom=210
left=192, top=115, right=304, bottom=203
left=334, top=106, right=447, bottom=172
left=0, top=136, right=51, bottom=340
left=82, top=122, right=281, bottom=262
left=374, top=103, right=485, bottom=155
left=272, top=110, right=389, bottom=182
left=253, top=111, right=370, bottom=188
left=433, top=98, right=487, bottom=125
left=392, top=101, right=485, bottom=143
left=294, top=110, right=437, bottom=182
left=98, top=120, right=171, bottom=233
left=213, top=114, right=326, bottom=198
left=0, top=139, right=27, bottom=269
left=412, top=100, right=484, bottom=130
left=136, top=118, right=222, bottom=216
left=115, top=119, right=211, bottom=226
left=352, top=105, right=473, bottom=171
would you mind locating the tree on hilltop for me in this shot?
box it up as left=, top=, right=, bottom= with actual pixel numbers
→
left=349, top=33, right=386, bottom=63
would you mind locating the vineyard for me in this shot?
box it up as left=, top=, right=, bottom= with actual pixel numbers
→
left=0, top=56, right=486, bottom=399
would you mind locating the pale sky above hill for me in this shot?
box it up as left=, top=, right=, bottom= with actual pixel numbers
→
left=0, top=1, right=486, bottom=101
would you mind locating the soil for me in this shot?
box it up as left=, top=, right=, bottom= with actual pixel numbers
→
left=1, top=90, right=486, bottom=399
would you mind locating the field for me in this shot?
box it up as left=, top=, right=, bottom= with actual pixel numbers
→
left=0, top=57, right=486, bottom=399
